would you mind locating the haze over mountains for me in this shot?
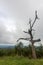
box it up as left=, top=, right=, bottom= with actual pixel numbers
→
left=0, top=42, right=15, bottom=48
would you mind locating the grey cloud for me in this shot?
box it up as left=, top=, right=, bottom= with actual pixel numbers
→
left=0, top=0, right=43, bottom=44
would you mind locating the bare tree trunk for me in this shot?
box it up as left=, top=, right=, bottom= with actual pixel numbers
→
left=31, top=43, right=36, bottom=59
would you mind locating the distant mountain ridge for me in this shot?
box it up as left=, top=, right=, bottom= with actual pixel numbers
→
left=0, top=42, right=15, bottom=48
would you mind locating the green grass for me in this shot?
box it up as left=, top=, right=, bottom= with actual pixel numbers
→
left=0, top=56, right=43, bottom=65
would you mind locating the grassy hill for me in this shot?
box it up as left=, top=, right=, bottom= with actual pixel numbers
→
left=0, top=56, right=43, bottom=65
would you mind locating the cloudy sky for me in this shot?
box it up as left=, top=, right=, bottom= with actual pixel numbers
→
left=0, top=0, right=43, bottom=45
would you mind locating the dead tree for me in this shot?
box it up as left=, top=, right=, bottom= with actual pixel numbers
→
left=17, top=10, right=41, bottom=59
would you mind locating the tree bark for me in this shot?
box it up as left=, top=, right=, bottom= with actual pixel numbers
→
left=31, top=42, right=37, bottom=59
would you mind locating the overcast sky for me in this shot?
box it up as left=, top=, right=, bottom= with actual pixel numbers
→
left=0, top=0, right=43, bottom=45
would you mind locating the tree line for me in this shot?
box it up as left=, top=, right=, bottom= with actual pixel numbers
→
left=0, top=42, right=43, bottom=59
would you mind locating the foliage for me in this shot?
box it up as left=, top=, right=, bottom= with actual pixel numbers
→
left=0, top=42, right=43, bottom=58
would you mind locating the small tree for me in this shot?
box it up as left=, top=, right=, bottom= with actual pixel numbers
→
left=17, top=11, right=41, bottom=59
left=15, top=42, right=23, bottom=56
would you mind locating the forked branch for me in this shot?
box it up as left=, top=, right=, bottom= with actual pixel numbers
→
left=17, top=38, right=30, bottom=42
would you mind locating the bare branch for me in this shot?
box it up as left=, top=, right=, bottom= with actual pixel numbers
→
left=23, top=31, right=28, bottom=34
left=17, top=38, right=30, bottom=42
left=31, top=10, right=39, bottom=28
left=31, top=18, right=36, bottom=28
left=33, top=39, right=41, bottom=43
